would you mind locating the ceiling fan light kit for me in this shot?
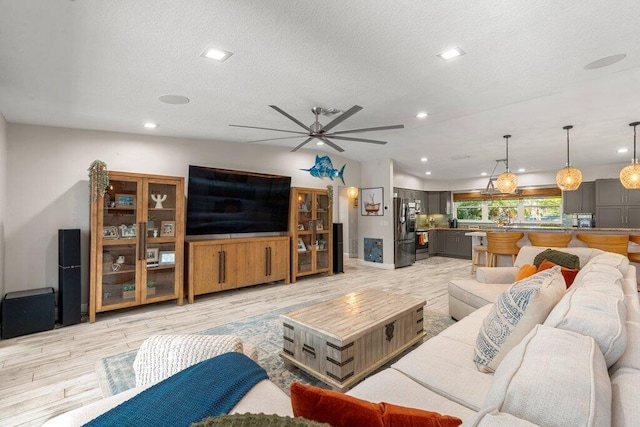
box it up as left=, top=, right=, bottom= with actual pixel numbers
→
left=230, top=105, right=404, bottom=153
left=556, top=125, right=583, bottom=191
left=496, top=135, right=518, bottom=193
left=620, top=121, right=640, bottom=189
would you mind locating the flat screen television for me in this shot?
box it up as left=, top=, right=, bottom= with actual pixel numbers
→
left=186, top=165, right=291, bottom=236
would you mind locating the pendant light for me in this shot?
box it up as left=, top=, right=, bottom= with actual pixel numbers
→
left=496, top=135, right=518, bottom=193
left=556, top=125, right=582, bottom=191
left=620, top=121, right=640, bottom=189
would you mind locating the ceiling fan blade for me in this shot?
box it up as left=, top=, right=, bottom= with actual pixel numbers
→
left=229, top=124, right=308, bottom=135
left=320, top=105, right=363, bottom=132
left=319, top=137, right=345, bottom=152
left=328, top=124, right=404, bottom=135
left=269, top=105, right=311, bottom=132
left=329, top=135, right=388, bottom=145
left=291, top=137, right=314, bottom=152
left=246, top=135, right=307, bottom=143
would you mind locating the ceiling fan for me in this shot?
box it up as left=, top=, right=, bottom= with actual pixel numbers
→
left=230, top=105, right=404, bottom=152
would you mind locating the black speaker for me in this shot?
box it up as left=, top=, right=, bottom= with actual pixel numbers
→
left=2, top=288, right=55, bottom=339
left=333, top=223, right=344, bottom=273
left=58, top=229, right=81, bottom=326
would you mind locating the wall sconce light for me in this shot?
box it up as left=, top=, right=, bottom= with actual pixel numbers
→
left=347, top=186, right=359, bottom=207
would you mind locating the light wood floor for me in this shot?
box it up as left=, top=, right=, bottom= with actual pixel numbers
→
left=0, top=256, right=472, bottom=426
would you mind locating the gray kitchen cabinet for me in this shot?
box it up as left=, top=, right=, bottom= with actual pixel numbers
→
left=428, top=230, right=437, bottom=255
left=596, top=205, right=640, bottom=228
left=428, top=192, right=440, bottom=215
left=435, top=230, right=446, bottom=253
left=596, top=179, right=640, bottom=206
left=432, top=229, right=471, bottom=259
left=562, top=181, right=595, bottom=214
left=439, top=191, right=452, bottom=215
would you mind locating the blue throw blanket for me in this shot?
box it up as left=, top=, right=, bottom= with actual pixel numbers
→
left=84, top=352, right=268, bottom=427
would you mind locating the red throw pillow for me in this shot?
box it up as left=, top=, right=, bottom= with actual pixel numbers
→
left=290, top=383, right=463, bottom=427
left=381, top=402, right=463, bottom=426
left=515, top=264, right=538, bottom=281
left=290, top=382, right=384, bottom=427
left=537, top=259, right=579, bottom=288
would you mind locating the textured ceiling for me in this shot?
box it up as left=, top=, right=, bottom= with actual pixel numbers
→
left=1, top=0, right=640, bottom=181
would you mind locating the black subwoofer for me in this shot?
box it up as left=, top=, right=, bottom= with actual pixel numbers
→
left=333, top=223, right=344, bottom=273
left=2, top=288, right=55, bottom=339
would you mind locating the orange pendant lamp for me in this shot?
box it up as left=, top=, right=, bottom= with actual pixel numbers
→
left=496, top=134, right=518, bottom=193
left=556, top=125, right=582, bottom=191
left=620, top=122, right=640, bottom=189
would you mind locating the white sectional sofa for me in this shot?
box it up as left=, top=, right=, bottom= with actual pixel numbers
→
left=44, top=247, right=640, bottom=426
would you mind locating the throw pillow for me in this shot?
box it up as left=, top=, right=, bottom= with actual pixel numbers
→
left=290, top=383, right=462, bottom=427
left=474, top=267, right=566, bottom=373
left=515, top=264, right=537, bottom=281
left=532, top=248, right=580, bottom=269
left=192, top=413, right=330, bottom=426
left=537, top=259, right=579, bottom=288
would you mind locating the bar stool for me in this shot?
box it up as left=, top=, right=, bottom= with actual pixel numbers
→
left=576, top=234, right=629, bottom=256
left=471, top=244, right=488, bottom=274
left=486, top=232, right=524, bottom=267
left=628, top=235, right=640, bottom=263
left=527, top=232, right=572, bottom=248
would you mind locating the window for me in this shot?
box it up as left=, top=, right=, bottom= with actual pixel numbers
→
left=488, top=199, right=518, bottom=224
left=523, top=197, right=562, bottom=222
left=456, top=201, right=482, bottom=220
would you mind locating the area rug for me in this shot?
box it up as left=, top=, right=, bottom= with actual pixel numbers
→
left=96, top=302, right=455, bottom=398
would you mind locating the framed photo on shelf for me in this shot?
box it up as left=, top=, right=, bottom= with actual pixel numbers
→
left=102, top=226, right=119, bottom=239
left=146, top=248, right=159, bottom=266
left=361, top=187, right=384, bottom=216
left=297, top=224, right=305, bottom=231
left=119, top=224, right=137, bottom=238
left=115, top=194, right=136, bottom=207
left=147, top=228, right=158, bottom=238
left=316, top=222, right=323, bottom=231
left=160, top=221, right=175, bottom=237
left=297, top=237, right=306, bottom=252
left=159, top=251, right=176, bottom=265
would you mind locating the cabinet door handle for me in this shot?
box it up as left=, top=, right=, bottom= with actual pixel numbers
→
left=137, top=222, right=147, bottom=261
left=265, top=247, right=269, bottom=276
left=221, top=251, right=226, bottom=283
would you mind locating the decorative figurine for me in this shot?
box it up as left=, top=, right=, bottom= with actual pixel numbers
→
left=151, top=194, right=167, bottom=209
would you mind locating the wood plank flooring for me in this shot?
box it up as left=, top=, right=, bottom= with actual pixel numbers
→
left=0, top=256, right=472, bottom=426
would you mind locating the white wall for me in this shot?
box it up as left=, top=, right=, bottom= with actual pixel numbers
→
left=358, top=158, right=394, bottom=269
left=4, top=123, right=361, bottom=305
left=0, top=113, right=7, bottom=298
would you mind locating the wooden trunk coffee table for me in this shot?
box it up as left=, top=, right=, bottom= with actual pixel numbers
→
left=280, top=289, right=426, bottom=391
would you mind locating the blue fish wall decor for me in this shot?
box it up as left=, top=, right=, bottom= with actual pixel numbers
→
left=301, top=155, right=345, bottom=184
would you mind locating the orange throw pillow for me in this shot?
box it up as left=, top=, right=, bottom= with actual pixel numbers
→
left=515, top=264, right=538, bottom=281
left=381, top=402, right=462, bottom=426
left=290, top=383, right=462, bottom=427
left=537, top=259, right=579, bottom=288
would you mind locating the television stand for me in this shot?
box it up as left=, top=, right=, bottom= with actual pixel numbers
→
left=185, top=236, right=290, bottom=303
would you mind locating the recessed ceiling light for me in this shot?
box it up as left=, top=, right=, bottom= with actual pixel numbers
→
left=201, top=47, right=233, bottom=62
left=425, top=171, right=432, bottom=175
left=416, top=112, right=428, bottom=118
left=618, top=148, right=629, bottom=154
left=143, top=122, right=158, bottom=129
left=480, top=172, right=487, bottom=176
left=316, top=140, right=324, bottom=146
left=518, top=168, right=526, bottom=172
left=420, top=157, right=428, bottom=162
left=437, top=47, right=465, bottom=60
left=158, top=94, right=190, bottom=105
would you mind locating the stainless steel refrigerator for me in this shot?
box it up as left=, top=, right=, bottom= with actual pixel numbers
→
left=394, top=197, right=416, bottom=268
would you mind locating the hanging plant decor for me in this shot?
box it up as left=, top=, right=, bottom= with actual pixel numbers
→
left=88, top=160, right=109, bottom=201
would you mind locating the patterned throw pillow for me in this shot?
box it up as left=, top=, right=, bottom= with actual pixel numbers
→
left=474, top=267, right=566, bottom=373
left=532, top=248, right=580, bottom=269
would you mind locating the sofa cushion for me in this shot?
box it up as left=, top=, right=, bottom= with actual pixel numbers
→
left=448, top=280, right=510, bottom=313
left=482, top=325, right=611, bottom=427
left=291, top=383, right=463, bottom=427
left=573, top=254, right=630, bottom=287
left=347, top=369, right=477, bottom=421
left=464, top=407, right=539, bottom=426
left=392, top=306, right=494, bottom=411
left=537, top=259, right=579, bottom=287
left=610, top=367, right=640, bottom=427
left=513, top=245, right=602, bottom=269
left=474, top=267, right=565, bottom=373
left=544, top=264, right=627, bottom=368
left=532, top=248, right=580, bottom=269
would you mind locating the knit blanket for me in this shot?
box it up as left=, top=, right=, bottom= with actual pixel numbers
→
left=84, top=352, right=268, bottom=427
